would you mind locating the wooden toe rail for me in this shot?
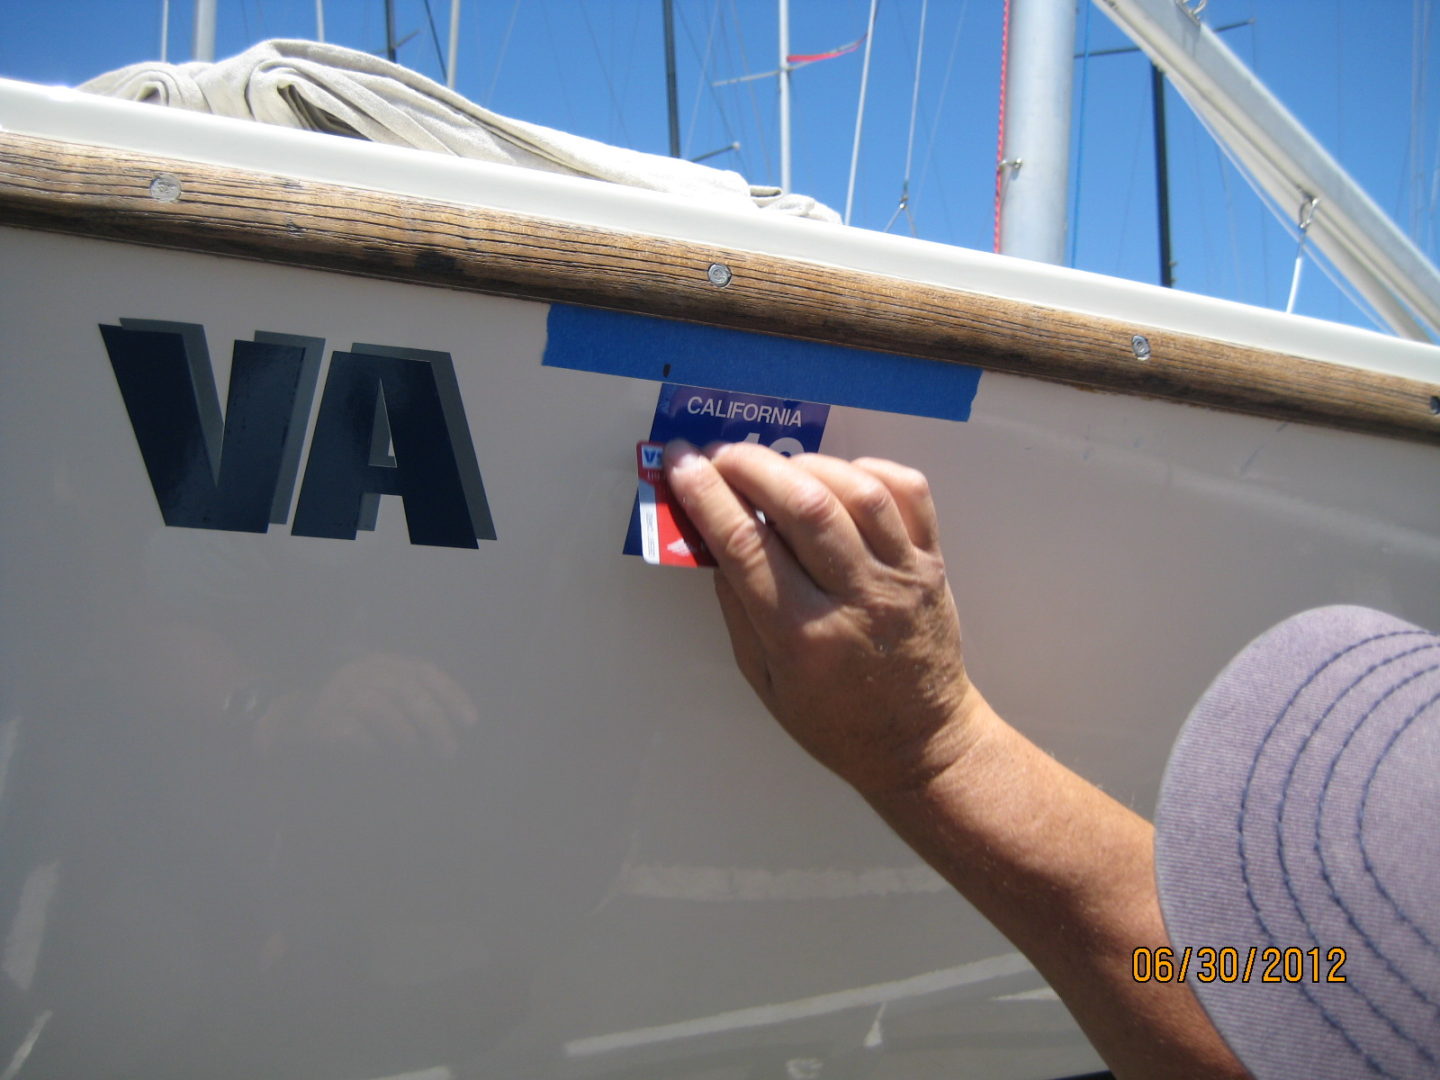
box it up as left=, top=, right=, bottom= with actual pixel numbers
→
left=2, top=129, right=1439, bottom=444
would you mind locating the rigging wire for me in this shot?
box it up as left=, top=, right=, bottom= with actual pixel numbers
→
left=1193, top=103, right=1390, bottom=333
left=1419, top=0, right=1435, bottom=246
left=1426, top=0, right=1440, bottom=259
left=1430, top=118, right=1440, bottom=258
left=1223, top=3, right=1392, bottom=330
left=682, top=1, right=718, bottom=157
left=992, top=0, right=1013, bottom=253
left=708, top=5, right=757, bottom=177
left=1190, top=113, right=1219, bottom=290
left=537, top=0, right=580, bottom=135
left=1111, top=104, right=1148, bottom=276
left=1284, top=196, right=1319, bottom=314
left=421, top=0, right=447, bottom=83
left=679, top=1, right=737, bottom=163
left=884, top=0, right=928, bottom=236
left=726, top=0, right=776, bottom=184
left=1406, top=0, right=1431, bottom=239
left=844, top=0, right=881, bottom=225
left=578, top=0, right=633, bottom=145
left=1066, top=0, right=1093, bottom=266
left=621, top=1, right=646, bottom=121
left=1332, top=0, right=1343, bottom=169
left=1399, top=0, right=1416, bottom=231
left=914, top=0, right=969, bottom=244
left=1248, top=4, right=1272, bottom=308
left=1216, top=141, right=1247, bottom=301
left=1219, top=11, right=1254, bottom=299
left=485, top=0, right=523, bottom=106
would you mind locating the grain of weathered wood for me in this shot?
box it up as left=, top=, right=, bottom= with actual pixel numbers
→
left=3, top=129, right=1439, bottom=444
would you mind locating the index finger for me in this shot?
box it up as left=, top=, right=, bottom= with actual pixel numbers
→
left=704, top=441, right=877, bottom=596
left=663, top=440, right=819, bottom=622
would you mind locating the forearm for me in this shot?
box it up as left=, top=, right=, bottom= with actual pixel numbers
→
left=862, top=690, right=1249, bottom=1080
left=661, top=443, right=1248, bottom=1076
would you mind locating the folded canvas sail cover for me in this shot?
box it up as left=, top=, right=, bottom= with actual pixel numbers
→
left=81, top=38, right=840, bottom=223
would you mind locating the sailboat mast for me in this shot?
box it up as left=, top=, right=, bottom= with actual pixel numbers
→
left=447, top=0, right=461, bottom=90
left=997, top=0, right=1077, bottom=264
left=193, top=0, right=217, bottom=62
left=1151, top=63, right=1175, bottom=287
left=778, top=0, right=792, bottom=191
left=663, top=0, right=681, bottom=156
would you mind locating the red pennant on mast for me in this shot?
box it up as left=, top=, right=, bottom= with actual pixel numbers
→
left=786, top=33, right=866, bottom=65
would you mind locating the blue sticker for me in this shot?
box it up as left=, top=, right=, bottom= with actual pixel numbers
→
left=647, top=383, right=830, bottom=453
left=622, top=383, right=829, bottom=556
left=543, top=304, right=982, bottom=423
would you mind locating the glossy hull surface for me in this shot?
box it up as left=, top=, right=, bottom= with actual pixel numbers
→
left=1, top=216, right=1438, bottom=1079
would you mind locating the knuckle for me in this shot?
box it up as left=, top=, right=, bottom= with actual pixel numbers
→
left=715, top=513, right=767, bottom=568
left=890, top=464, right=933, bottom=503
left=856, top=457, right=930, bottom=500
left=859, top=592, right=911, bottom=635
left=917, top=549, right=949, bottom=584
left=789, top=618, right=843, bottom=668
left=850, top=477, right=893, bottom=523
left=782, top=480, right=838, bottom=530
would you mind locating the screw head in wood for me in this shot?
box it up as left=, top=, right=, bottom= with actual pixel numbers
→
left=149, top=174, right=181, bottom=202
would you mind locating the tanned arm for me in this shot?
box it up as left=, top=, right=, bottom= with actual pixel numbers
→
left=663, top=440, right=1249, bottom=1080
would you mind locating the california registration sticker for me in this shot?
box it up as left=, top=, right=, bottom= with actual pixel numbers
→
left=624, top=384, right=827, bottom=562
left=636, top=442, right=714, bottom=567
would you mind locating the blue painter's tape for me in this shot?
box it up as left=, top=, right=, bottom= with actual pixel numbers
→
left=542, top=304, right=981, bottom=423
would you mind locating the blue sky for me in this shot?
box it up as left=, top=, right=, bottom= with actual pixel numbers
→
left=2, top=1, right=1436, bottom=334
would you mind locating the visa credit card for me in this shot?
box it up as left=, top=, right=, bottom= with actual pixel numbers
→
left=625, top=383, right=830, bottom=565
left=636, top=441, right=712, bottom=567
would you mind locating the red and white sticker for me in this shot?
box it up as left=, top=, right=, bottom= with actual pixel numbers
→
left=636, top=442, right=715, bottom=567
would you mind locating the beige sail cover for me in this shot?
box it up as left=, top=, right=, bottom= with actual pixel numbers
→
left=81, top=38, right=840, bottom=222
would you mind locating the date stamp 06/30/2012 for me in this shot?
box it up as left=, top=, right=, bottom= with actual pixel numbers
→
left=1131, top=945, right=1349, bottom=984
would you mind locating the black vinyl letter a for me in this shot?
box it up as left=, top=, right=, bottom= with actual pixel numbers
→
left=290, top=351, right=494, bottom=549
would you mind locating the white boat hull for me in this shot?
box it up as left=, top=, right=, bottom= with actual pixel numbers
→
left=2, top=85, right=1438, bottom=1079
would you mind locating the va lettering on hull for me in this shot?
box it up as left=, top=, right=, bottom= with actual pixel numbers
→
left=100, top=320, right=495, bottom=549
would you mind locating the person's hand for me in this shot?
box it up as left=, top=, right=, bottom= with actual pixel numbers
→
left=663, top=440, right=986, bottom=798
left=665, top=441, right=1254, bottom=1080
